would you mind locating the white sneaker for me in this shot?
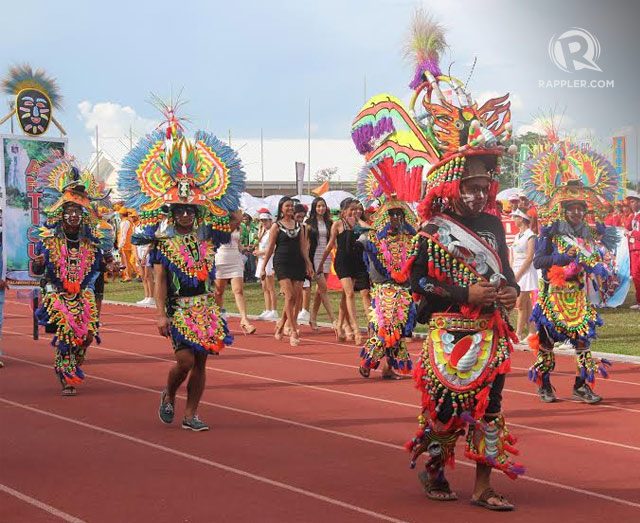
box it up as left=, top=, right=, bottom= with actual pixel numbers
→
left=136, top=298, right=148, bottom=305
left=268, top=310, right=279, bottom=321
left=146, top=297, right=156, bottom=307
left=630, top=304, right=640, bottom=310
left=258, top=310, right=270, bottom=320
left=297, top=309, right=310, bottom=324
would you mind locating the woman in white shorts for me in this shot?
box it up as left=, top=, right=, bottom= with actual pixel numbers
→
left=254, top=211, right=278, bottom=320
left=510, top=209, right=539, bottom=343
left=214, top=211, right=256, bottom=334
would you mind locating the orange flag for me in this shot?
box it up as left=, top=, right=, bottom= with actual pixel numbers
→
left=312, top=180, right=329, bottom=196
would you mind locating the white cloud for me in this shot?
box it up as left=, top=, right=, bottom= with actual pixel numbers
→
left=77, top=100, right=157, bottom=165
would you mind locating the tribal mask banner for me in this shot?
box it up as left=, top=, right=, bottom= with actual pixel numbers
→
left=0, top=135, right=66, bottom=285
left=16, top=88, right=52, bottom=136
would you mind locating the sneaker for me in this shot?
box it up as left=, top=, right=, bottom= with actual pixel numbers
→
left=158, top=391, right=175, bottom=424
left=269, top=310, right=279, bottom=321
left=572, top=383, right=602, bottom=404
left=146, top=297, right=156, bottom=307
left=182, top=415, right=210, bottom=432
left=297, top=309, right=310, bottom=324
left=630, top=304, right=640, bottom=310
left=537, top=383, right=557, bottom=403
left=136, top=297, right=148, bottom=305
left=258, top=310, right=270, bottom=320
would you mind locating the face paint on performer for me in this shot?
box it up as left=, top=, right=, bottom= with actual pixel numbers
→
left=62, top=202, right=83, bottom=233
left=172, top=204, right=197, bottom=232
left=456, top=156, right=495, bottom=216
left=388, top=207, right=405, bottom=233
left=563, top=201, right=587, bottom=227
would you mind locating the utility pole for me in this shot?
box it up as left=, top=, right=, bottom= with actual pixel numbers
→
left=307, top=99, right=311, bottom=194
left=260, top=128, right=265, bottom=198
left=95, top=126, right=100, bottom=180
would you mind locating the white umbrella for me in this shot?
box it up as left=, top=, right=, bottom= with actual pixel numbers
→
left=323, top=190, right=356, bottom=210
left=263, top=194, right=285, bottom=215
left=497, top=187, right=522, bottom=201
left=293, top=194, right=314, bottom=207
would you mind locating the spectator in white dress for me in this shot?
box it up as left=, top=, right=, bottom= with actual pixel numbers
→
left=510, top=209, right=538, bottom=344
left=254, top=211, right=278, bottom=320
left=214, top=210, right=256, bottom=335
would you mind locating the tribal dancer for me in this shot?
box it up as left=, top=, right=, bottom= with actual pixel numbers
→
left=350, top=142, right=420, bottom=379
left=118, top=99, right=244, bottom=431
left=351, top=10, right=524, bottom=509
left=34, top=154, right=110, bottom=396
left=521, top=133, right=620, bottom=404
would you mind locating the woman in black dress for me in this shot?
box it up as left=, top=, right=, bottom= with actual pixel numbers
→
left=317, top=198, right=362, bottom=344
left=261, top=196, right=313, bottom=346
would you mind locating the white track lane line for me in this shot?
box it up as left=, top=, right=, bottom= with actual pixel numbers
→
left=4, top=354, right=640, bottom=511
left=0, top=396, right=407, bottom=523
left=94, top=307, right=640, bottom=387
left=96, top=325, right=640, bottom=415
left=5, top=328, right=640, bottom=447
left=0, top=483, right=86, bottom=523
left=9, top=301, right=640, bottom=386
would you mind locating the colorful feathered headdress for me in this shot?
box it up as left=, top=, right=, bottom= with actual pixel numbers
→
left=37, top=151, right=108, bottom=224
left=521, top=135, right=620, bottom=225
left=118, top=96, right=245, bottom=231
left=351, top=9, right=513, bottom=221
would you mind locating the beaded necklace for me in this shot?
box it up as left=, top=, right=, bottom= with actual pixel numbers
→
left=46, top=236, right=96, bottom=294
left=157, top=233, right=213, bottom=282
left=371, top=232, right=411, bottom=277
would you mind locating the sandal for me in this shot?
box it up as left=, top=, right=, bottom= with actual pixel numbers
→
left=381, top=372, right=404, bottom=380
left=61, top=386, right=77, bottom=397
left=240, top=322, right=256, bottom=335
left=333, top=321, right=346, bottom=342
left=274, top=322, right=285, bottom=341
left=358, top=366, right=370, bottom=378
left=417, top=470, right=457, bottom=501
left=290, top=335, right=300, bottom=347
left=470, top=487, right=514, bottom=511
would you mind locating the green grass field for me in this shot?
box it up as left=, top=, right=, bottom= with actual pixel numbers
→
left=104, top=279, right=640, bottom=357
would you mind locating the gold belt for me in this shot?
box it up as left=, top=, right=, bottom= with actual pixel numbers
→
left=429, top=313, right=491, bottom=332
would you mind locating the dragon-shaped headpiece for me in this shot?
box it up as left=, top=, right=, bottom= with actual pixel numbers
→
left=351, top=9, right=514, bottom=220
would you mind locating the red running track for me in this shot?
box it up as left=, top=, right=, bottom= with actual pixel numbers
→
left=1, top=298, right=640, bottom=522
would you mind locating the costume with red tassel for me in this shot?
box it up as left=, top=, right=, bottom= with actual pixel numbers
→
left=351, top=9, right=524, bottom=482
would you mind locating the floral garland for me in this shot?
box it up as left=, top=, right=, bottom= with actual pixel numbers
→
left=44, top=236, right=97, bottom=294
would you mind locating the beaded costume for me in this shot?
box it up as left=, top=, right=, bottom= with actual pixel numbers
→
left=522, top=133, right=620, bottom=388
left=350, top=11, right=523, bottom=481
left=34, top=154, right=107, bottom=386
left=351, top=130, right=421, bottom=375
left=118, top=99, right=244, bottom=355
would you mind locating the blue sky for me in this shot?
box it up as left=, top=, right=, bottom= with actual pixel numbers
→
left=1, top=0, right=638, bottom=184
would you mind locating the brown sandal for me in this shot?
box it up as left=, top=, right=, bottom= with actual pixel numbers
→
left=471, top=487, right=514, bottom=511
left=358, top=366, right=370, bottom=378
left=417, top=470, right=457, bottom=501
